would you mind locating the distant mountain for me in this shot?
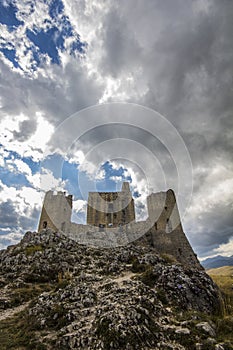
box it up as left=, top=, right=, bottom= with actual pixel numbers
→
left=201, top=255, right=233, bottom=269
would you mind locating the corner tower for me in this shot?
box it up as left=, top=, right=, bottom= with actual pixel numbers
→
left=38, top=191, right=72, bottom=233
left=147, top=189, right=182, bottom=232
left=146, top=189, right=200, bottom=268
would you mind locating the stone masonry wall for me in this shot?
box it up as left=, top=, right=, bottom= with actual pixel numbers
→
left=86, top=184, right=135, bottom=227
left=38, top=191, right=72, bottom=233
left=38, top=186, right=202, bottom=269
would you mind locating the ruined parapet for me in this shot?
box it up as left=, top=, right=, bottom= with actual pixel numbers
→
left=38, top=191, right=72, bottom=233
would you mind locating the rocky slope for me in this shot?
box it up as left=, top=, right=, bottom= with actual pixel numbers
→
left=0, top=229, right=232, bottom=350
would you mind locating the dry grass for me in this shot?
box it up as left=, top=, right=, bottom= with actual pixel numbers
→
left=207, top=266, right=233, bottom=315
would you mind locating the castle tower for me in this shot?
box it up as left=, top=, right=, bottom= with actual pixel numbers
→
left=147, top=189, right=182, bottom=232
left=86, top=182, right=135, bottom=227
left=121, top=182, right=130, bottom=192
left=147, top=189, right=200, bottom=268
left=38, top=191, right=73, bottom=233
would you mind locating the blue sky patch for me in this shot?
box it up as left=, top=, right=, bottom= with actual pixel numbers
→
left=0, top=2, right=23, bottom=27
left=0, top=48, right=19, bottom=68
left=21, top=156, right=40, bottom=175
left=26, top=27, right=63, bottom=64
left=0, top=0, right=86, bottom=70
left=49, top=0, right=64, bottom=19
left=0, top=166, right=30, bottom=189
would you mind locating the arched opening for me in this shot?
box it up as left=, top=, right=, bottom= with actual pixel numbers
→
left=165, top=218, right=172, bottom=233
left=43, top=221, right=47, bottom=229
left=61, top=222, right=66, bottom=232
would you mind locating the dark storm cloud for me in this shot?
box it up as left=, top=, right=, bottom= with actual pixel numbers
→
left=93, top=0, right=233, bottom=256
left=0, top=57, right=104, bottom=126
left=188, top=202, right=233, bottom=258
left=0, top=200, right=18, bottom=228
left=0, top=0, right=232, bottom=257
left=13, top=119, right=37, bottom=141
left=0, top=199, right=39, bottom=232
left=101, top=10, right=141, bottom=77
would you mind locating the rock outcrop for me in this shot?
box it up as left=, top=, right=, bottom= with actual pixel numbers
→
left=0, top=229, right=230, bottom=350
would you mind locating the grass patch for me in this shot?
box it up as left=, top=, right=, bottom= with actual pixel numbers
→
left=161, top=253, right=178, bottom=264
left=139, top=266, right=157, bottom=287
left=131, top=257, right=148, bottom=273
left=208, top=273, right=233, bottom=315
left=45, top=304, right=69, bottom=330
left=25, top=245, right=44, bottom=256
left=216, top=316, right=233, bottom=344
left=53, top=272, right=72, bottom=291
left=10, top=283, right=52, bottom=307
left=0, top=310, right=47, bottom=350
left=95, top=318, right=121, bottom=349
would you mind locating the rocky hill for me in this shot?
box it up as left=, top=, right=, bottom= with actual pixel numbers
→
left=0, top=229, right=232, bottom=350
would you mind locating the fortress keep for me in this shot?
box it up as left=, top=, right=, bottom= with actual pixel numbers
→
left=38, top=182, right=200, bottom=268
left=87, top=182, right=135, bottom=227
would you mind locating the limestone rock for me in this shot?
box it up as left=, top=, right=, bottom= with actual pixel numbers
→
left=0, top=229, right=229, bottom=350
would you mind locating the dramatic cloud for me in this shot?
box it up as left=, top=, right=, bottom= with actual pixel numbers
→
left=0, top=0, right=232, bottom=258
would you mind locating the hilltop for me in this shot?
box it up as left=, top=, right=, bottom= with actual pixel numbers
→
left=0, top=229, right=232, bottom=350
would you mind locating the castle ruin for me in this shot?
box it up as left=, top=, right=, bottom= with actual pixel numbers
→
left=87, top=182, right=135, bottom=227
left=38, top=182, right=200, bottom=268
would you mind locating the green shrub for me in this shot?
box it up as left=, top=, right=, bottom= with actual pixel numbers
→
left=161, top=253, right=177, bottom=264
left=139, top=266, right=157, bottom=287
left=131, top=257, right=148, bottom=273
left=46, top=304, right=68, bottom=330
left=156, top=288, right=169, bottom=305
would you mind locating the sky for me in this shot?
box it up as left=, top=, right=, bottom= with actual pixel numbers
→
left=0, top=0, right=232, bottom=259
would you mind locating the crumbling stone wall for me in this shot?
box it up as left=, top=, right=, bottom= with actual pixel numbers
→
left=38, top=191, right=72, bottom=233
left=38, top=185, right=202, bottom=269
left=147, top=189, right=182, bottom=232
left=146, top=226, right=201, bottom=268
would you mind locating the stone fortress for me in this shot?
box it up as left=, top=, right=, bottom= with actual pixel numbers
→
left=38, top=182, right=201, bottom=268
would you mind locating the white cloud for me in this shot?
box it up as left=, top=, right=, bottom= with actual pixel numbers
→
left=0, top=179, right=41, bottom=217
left=0, top=230, right=24, bottom=250
left=0, top=113, right=54, bottom=161
left=109, top=175, right=123, bottom=182
left=213, top=237, right=233, bottom=257
left=186, top=164, right=233, bottom=218
left=40, top=168, right=67, bottom=192
left=73, top=199, right=87, bottom=213
left=14, top=159, right=32, bottom=176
